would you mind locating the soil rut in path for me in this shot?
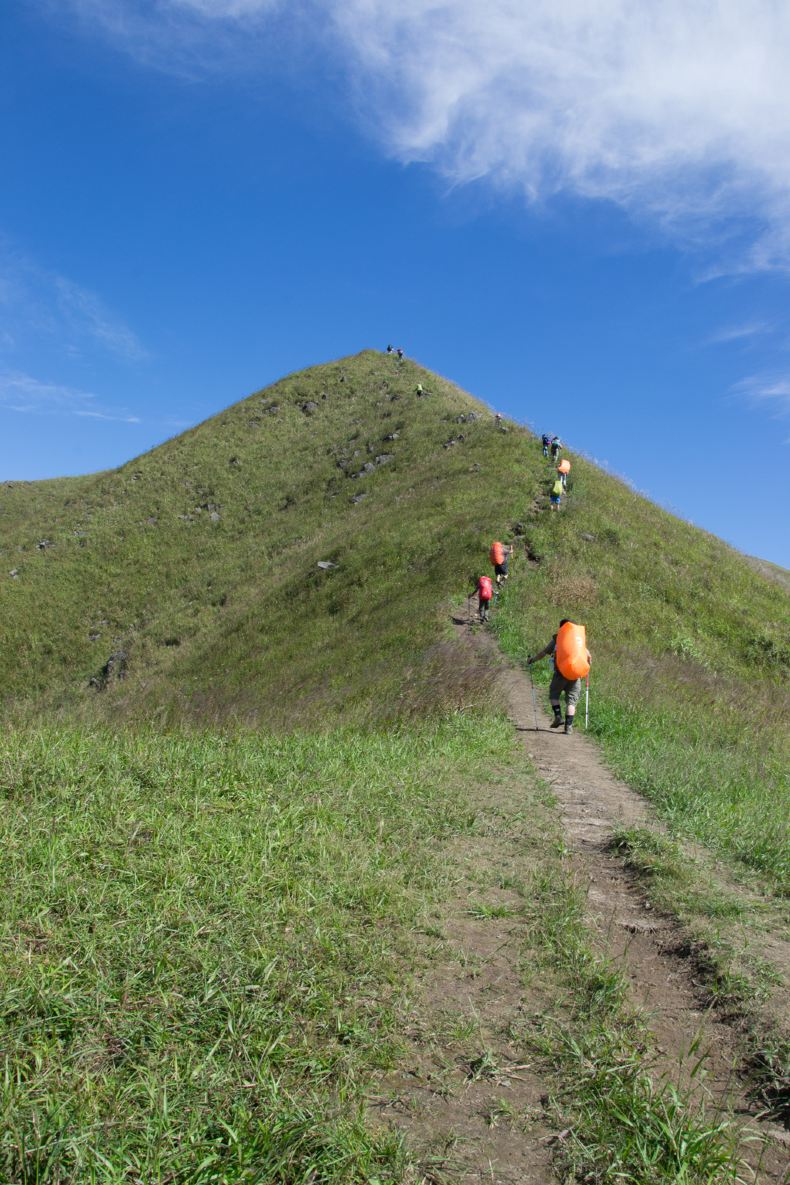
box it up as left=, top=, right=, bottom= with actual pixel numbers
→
left=468, top=622, right=789, bottom=1182
left=372, top=775, right=559, bottom=1183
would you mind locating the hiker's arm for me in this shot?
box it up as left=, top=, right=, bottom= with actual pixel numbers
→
left=527, top=642, right=553, bottom=664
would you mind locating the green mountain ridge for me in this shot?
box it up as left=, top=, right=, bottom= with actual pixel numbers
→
left=2, top=349, right=789, bottom=1183
left=1, top=348, right=787, bottom=732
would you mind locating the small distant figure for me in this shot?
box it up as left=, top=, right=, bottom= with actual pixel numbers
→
left=396, top=347, right=404, bottom=361
left=415, top=382, right=426, bottom=397
left=550, top=476, right=563, bottom=511
left=557, top=459, right=571, bottom=490
left=495, top=412, right=503, bottom=425
left=477, top=575, right=493, bottom=622
left=386, top=344, right=394, bottom=355
left=541, top=433, right=551, bottom=457
left=550, top=435, right=562, bottom=463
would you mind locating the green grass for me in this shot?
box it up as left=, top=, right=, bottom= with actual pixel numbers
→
left=516, top=849, right=743, bottom=1184
left=1, top=349, right=787, bottom=896
left=0, top=351, right=538, bottom=726
left=0, top=716, right=505, bottom=1184
left=493, top=446, right=790, bottom=896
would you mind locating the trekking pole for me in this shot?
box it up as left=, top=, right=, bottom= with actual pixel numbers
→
left=585, top=675, right=589, bottom=730
left=529, top=664, right=539, bottom=732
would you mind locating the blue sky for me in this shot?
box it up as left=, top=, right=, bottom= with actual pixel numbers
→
left=2, top=2, right=790, bottom=566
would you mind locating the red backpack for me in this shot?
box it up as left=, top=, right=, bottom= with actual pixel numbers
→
left=478, top=576, right=493, bottom=601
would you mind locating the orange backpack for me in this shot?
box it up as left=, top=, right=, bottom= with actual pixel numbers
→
left=555, top=621, right=590, bottom=680
left=489, top=541, right=505, bottom=566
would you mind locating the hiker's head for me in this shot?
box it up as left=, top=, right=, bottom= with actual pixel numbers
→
left=559, top=618, right=570, bottom=628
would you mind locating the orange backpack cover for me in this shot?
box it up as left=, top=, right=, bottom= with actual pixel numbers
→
left=478, top=576, right=493, bottom=601
left=557, top=459, right=571, bottom=474
left=489, top=541, right=505, bottom=565
left=555, top=621, right=590, bottom=680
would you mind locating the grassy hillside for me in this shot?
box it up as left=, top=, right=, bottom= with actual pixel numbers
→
left=1, top=349, right=787, bottom=886
left=492, top=447, right=790, bottom=894
left=0, top=351, right=532, bottom=725
left=2, top=350, right=788, bottom=1180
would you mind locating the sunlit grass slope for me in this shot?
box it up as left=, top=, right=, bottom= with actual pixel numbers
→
left=0, top=718, right=498, bottom=1184
left=0, top=351, right=534, bottom=724
left=1, top=347, right=787, bottom=889
left=493, top=450, right=790, bottom=894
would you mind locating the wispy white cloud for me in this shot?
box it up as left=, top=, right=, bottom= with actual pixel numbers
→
left=733, top=374, right=790, bottom=414
left=0, top=371, right=141, bottom=423
left=0, top=240, right=146, bottom=362
left=705, top=321, right=774, bottom=347
left=50, top=0, right=790, bottom=270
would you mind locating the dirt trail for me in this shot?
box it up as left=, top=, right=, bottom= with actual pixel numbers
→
left=472, top=621, right=790, bottom=1182
left=377, top=618, right=789, bottom=1183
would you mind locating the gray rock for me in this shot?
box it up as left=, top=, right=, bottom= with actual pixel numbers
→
left=9, top=568, right=19, bottom=578
left=350, top=492, right=368, bottom=503
left=511, top=521, right=527, bottom=537
left=262, top=403, right=279, bottom=415
left=466, top=411, right=479, bottom=422
left=352, top=462, right=376, bottom=479
left=210, top=511, right=221, bottom=523
left=146, top=516, right=158, bottom=525
left=581, top=532, right=596, bottom=542
left=383, top=432, right=400, bottom=441
left=229, top=456, right=241, bottom=466
left=374, top=453, right=394, bottom=466
left=90, top=649, right=128, bottom=691
left=36, top=540, right=52, bottom=550
left=455, top=414, right=467, bottom=423
left=444, top=439, right=457, bottom=449
left=301, top=401, right=319, bottom=415
left=317, top=560, right=337, bottom=570
left=178, top=514, right=194, bottom=522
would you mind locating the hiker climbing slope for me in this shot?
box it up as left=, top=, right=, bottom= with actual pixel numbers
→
left=557, top=458, right=571, bottom=490
left=541, top=433, right=551, bottom=458
left=550, top=435, right=562, bottom=463
left=549, top=474, right=564, bottom=511
left=489, top=540, right=513, bottom=587
left=477, top=575, right=493, bottom=622
left=527, top=619, right=591, bottom=734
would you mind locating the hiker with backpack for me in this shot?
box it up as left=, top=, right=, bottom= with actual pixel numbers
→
left=550, top=436, right=562, bottom=463
left=527, top=619, right=591, bottom=734
left=541, top=433, right=551, bottom=457
left=557, top=458, right=571, bottom=490
left=549, top=475, right=563, bottom=510
left=489, top=540, right=513, bottom=586
left=476, top=575, right=494, bottom=622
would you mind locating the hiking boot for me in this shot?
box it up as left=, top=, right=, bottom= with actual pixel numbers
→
left=564, top=720, right=574, bottom=734
left=550, top=715, right=563, bottom=728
